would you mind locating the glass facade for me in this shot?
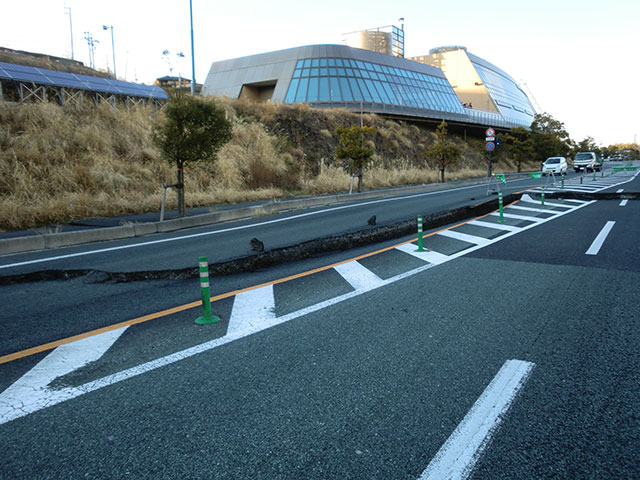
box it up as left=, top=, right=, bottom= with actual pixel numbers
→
left=473, top=63, right=535, bottom=125
left=284, top=57, right=465, bottom=115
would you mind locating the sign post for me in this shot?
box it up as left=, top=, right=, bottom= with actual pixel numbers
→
left=485, top=128, right=496, bottom=177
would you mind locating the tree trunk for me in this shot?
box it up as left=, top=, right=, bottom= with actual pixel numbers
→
left=357, top=164, right=363, bottom=193
left=177, top=161, right=186, bottom=217
left=440, top=167, right=445, bottom=183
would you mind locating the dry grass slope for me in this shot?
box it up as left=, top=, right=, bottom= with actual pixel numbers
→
left=0, top=97, right=535, bottom=231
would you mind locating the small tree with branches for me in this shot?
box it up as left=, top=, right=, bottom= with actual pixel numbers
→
left=153, top=92, right=233, bottom=216
left=503, top=126, right=534, bottom=172
left=425, top=120, right=461, bottom=183
left=334, top=125, right=376, bottom=192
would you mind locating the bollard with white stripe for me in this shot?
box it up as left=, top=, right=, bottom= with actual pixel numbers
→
left=195, top=256, right=220, bottom=325
left=541, top=186, right=545, bottom=206
left=415, top=215, right=426, bottom=252
left=498, top=191, right=505, bottom=223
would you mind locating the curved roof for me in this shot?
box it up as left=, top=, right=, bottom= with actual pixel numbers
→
left=203, top=44, right=535, bottom=129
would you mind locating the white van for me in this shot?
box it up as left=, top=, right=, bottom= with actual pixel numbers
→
left=573, top=152, right=601, bottom=172
left=542, top=157, right=568, bottom=175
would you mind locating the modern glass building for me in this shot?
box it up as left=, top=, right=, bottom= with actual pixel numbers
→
left=203, top=43, right=535, bottom=130
left=409, top=46, right=536, bottom=128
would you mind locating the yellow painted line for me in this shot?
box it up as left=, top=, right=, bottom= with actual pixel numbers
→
left=0, top=202, right=516, bottom=366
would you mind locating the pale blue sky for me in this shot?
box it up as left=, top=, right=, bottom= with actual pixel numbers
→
left=2, top=0, right=638, bottom=146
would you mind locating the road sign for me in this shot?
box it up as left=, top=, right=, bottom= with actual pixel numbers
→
left=486, top=142, right=495, bottom=151
left=486, top=136, right=495, bottom=142
left=485, top=127, right=495, bottom=137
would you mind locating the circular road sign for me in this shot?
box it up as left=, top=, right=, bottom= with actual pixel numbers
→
left=486, top=142, right=496, bottom=151
left=485, top=127, right=495, bottom=137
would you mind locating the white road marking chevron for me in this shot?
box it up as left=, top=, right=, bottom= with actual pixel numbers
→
left=334, top=261, right=383, bottom=291
left=438, top=229, right=491, bottom=246
left=491, top=212, right=541, bottom=222
left=227, top=285, right=276, bottom=337
left=395, top=243, right=450, bottom=264
left=468, top=220, right=521, bottom=232
left=0, top=327, right=127, bottom=424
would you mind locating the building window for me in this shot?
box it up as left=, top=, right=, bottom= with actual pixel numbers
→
left=284, top=57, right=465, bottom=114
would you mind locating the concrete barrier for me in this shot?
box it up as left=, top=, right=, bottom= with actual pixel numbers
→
left=43, top=225, right=136, bottom=249
left=0, top=235, right=46, bottom=255
left=132, top=223, right=158, bottom=236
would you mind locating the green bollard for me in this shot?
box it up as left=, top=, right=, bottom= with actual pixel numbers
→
left=541, top=187, right=545, bottom=206
left=415, top=215, right=426, bottom=252
left=498, top=191, right=505, bottom=223
left=561, top=174, right=565, bottom=189
left=195, top=256, right=220, bottom=325
left=593, top=170, right=596, bottom=181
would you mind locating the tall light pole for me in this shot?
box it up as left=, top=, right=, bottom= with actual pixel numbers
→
left=103, top=25, right=116, bottom=79
left=64, top=6, right=74, bottom=59
left=189, top=0, right=196, bottom=94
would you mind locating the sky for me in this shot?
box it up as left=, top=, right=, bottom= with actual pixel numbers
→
left=1, top=0, right=639, bottom=147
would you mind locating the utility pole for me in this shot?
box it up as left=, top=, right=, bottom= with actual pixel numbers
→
left=83, top=32, right=98, bottom=69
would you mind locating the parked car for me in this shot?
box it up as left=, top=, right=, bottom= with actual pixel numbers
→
left=574, top=152, right=602, bottom=172
left=541, top=157, right=568, bottom=175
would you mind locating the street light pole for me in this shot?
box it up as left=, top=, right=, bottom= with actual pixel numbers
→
left=65, top=7, right=74, bottom=59
left=189, top=0, right=196, bottom=94
left=103, top=25, right=116, bottom=79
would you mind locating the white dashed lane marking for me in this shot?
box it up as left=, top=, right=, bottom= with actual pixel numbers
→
left=419, top=359, right=535, bottom=480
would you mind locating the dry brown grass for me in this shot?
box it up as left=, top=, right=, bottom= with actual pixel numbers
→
left=0, top=98, right=537, bottom=231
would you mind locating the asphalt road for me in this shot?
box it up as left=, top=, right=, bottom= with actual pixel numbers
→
left=0, top=167, right=626, bottom=357
left=0, top=167, right=638, bottom=478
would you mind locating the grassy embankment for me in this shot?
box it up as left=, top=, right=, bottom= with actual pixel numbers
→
left=0, top=97, right=535, bottom=232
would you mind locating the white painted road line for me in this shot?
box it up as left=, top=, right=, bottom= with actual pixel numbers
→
left=395, top=243, right=450, bottom=265
left=491, top=212, right=541, bottom=222
left=0, top=327, right=128, bottom=425
left=419, top=359, right=535, bottom=480
left=619, top=199, right=628, bottom=207
left=468, top=220, right=521, bottom=232
left=508, top=205, right=556, bottom=213
left=227, top=285, right=276, bottom=337
left=334, top=261, right=383, bottom=291
left=617, top=189, right=624, bottom=193
left=586, top=221, right=616, bottom=255
left=438, top=229, right=491, bottom=246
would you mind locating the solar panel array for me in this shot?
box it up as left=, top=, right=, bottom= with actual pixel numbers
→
left=0, top=61, right=168, bottom=99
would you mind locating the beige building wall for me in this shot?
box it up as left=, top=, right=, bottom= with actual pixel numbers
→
left=410, top=49, right=499, bottom=113
left=344, top=31, right=393, bottom=56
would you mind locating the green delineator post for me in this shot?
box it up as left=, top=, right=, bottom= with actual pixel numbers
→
left=498, top=191, right=505, bottom=223
left=195, top=256, right=220, bottom=325
left=541, top=187, right=545, bottom=206
left=561, top=174, right=565, bottom=189
left=593, top=170, right=596, bottom=181
left=415, top=215, right=426, bottom=252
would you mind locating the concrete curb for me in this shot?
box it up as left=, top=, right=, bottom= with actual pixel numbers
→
left=0, top=179, right=483, bottom=256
